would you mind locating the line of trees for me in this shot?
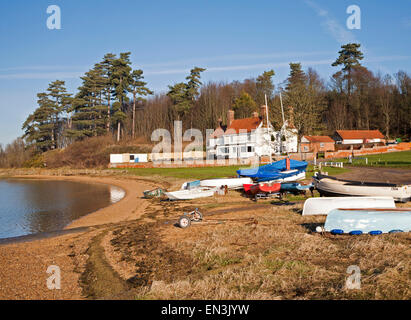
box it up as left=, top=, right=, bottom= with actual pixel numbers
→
left=1, top=43, right=410, bottom=167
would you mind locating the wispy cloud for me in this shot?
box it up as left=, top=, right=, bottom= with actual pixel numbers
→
left=145, top=59, right=334, bottom=76
left=0, top=65, right=86, bottom=72
left=0, top=71, right=83, bottom=80
left=305, top=0, right=357, bottom=44
left=142, top=50, right=334, bottom=68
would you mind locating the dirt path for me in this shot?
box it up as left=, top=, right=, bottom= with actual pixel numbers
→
left=337, top=167, right=411, bottom=184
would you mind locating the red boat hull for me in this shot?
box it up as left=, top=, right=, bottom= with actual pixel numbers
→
left=243, top=183, right=281, bottom=195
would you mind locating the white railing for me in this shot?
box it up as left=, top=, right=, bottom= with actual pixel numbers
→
left=320, top=161, right=344, bottom=168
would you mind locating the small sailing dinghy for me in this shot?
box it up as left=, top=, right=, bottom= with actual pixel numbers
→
left=165, top=187, right=217, bottom=200
left=302, top=196, right=396, bottom=215
left=313, top=173, right=411, bottom=202
left=324, top=208, right=411, bottom=234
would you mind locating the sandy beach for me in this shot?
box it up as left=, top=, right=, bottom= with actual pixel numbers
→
left=0, top=173, right=160, bottom=299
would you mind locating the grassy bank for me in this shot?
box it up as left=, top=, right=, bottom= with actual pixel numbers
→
left=112, top=165, right=349, bottom=180
left=332, top=150, right=411, bottom=168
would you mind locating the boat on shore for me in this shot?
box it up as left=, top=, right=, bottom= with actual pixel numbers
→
left=143, top=187, right=165, bottom=199
left=280, top=182, right=313, bottom=194
left=324, top=208, right=411, bottom=234
left=165, top=187, right=217, bottom=200
left=199, top=177, right=253, bottom=189
left=243, top=182, right=281, bottom=195
left=313, top=173, right=411, bottom=202
left=258, top=169, right=306, bottom=183
left=237, top=158, right=307, bottom=183
left=302, top=196, right=396, bottom=216
left=181, top=177, right=252, bottom=190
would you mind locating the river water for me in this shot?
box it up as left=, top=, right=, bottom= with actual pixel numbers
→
left=0, top=179, right=125, bottom=239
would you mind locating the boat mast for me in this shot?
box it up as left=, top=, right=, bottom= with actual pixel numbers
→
left=279, top=91, right=285, bottom=154
left=279, top=91, right=285, bottom=125
left=264, top=94, right=273, bottom=163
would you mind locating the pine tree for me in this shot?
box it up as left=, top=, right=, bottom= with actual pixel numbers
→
left=256, top=69, right=275, bottom=105
left=232, top=91, right=256, bottom=119
left=167, top=67, right=206, bottom=123
left=111, top=52, right=132, bottom=141
left=101, top=53, right=116, bottom=133
left=67, top=64, right=108, bottom=139
left=332, top=43, right=364, bottom=96
left=22, top=93, right=56, bottom=152
left=46, top=80, right=72, bottom=148
left=23, top=81, right=72, bottom=151
left=167, top=82, right=190, bottom=120
left=130, top=69, right=153, bottom=138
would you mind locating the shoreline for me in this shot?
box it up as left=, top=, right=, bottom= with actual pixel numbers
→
left=6, top=174, right=157, bottom=231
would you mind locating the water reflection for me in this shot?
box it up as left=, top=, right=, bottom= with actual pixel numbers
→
left=0, top=179, right=125, bottom=239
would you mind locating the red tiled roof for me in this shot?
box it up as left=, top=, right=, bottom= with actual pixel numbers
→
left=336, top=130, right=385, bottom=140
left=303, top=135, right=334, bottom=143
left=225, top=117, right=262, bottom=134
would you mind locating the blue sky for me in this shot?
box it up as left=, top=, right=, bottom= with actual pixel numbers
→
left=0, top=0, right=410, bottom=145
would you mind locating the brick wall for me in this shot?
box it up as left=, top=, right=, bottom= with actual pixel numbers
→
left=324, top=143, right=410, bottom=159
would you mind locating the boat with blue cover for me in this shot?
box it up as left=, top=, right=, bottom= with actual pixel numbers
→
left=324, top=208, right=411, bottom=234
left=237, top=158, right=307, bottom=183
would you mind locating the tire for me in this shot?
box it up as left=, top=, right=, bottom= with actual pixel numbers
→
left=178, top=216, right=191, bottom=229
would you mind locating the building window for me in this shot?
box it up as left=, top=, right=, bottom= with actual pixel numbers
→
left=247, top=146, right=253, bottom=152
left=241, top=146, right=246, bottom=153
left=303, top=146, right=309, bottom=152
left=320, top=143, right=324, bottom=148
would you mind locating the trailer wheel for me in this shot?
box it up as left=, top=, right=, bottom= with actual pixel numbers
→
left=178, top=216, right=191, bottom=229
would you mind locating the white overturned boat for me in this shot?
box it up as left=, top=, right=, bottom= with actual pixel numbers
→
left=302, top=196, right=396, bottom=216
left=181, top=177, right=253, bottom=190
left=165, top=187, right=217, bottom=200
left=200, top=177, right=253, bottom=189
left=313, top=174, right=411, bottom=202
left=324, top=208, right=411, bottom=234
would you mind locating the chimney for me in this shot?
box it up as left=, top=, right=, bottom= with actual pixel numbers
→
left=252, top=111, right=259, bottom=118
left=260, top=105, right=267, bottom=118
left=227, top=109, right=234, bottom=126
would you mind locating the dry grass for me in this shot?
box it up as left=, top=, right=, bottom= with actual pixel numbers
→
left=104, top=198, right=411, bottom=300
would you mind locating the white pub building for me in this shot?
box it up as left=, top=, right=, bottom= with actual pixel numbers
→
left=207, top=106, right=298, bottom=160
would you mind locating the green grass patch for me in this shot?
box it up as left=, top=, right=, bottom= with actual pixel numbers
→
left=333, top=150, right=411, bottom=168
left=112, top=165, right=243, bottom=180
